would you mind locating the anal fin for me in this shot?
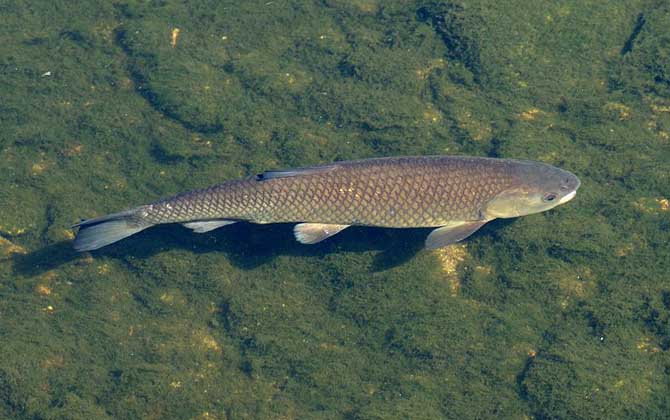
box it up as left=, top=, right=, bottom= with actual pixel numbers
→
left=294, top=223, right=350, bottom=244
left=183, top=220, right=236, bottom=233
left=425, top=220, right=488, bottom=249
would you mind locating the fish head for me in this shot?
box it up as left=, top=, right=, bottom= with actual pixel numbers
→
left=483, top=160, right=580, bottom=219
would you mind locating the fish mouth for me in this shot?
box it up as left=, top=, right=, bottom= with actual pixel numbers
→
left=558, top=190, right=577, bottom=204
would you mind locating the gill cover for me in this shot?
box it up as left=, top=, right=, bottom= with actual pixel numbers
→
left=482, top=188, right=546, bottom=219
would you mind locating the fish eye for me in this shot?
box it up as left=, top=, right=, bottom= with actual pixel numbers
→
left=543, top=193, right=557, bottom=202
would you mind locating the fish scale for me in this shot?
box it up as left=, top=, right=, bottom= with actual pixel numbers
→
left=142, top=156, right=516, bottom=227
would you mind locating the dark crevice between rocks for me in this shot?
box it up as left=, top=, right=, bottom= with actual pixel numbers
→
left=0, top=369, right=25, bottom=418
left=638, top=293, right=670, bottom=351
left=113, top=28, right=223, bottom=135
left=608, top=4, right=670, bottom=96
left=515, top=329, right=558, bottom=412
left=41, top=203, right=56, bottom=246
left=59, top=30, right=94, bottom=49
left=149, top=142, right=185, bottom=165
left=416, top=2, right=483, bottom=84
left=216, top=299, right=261, bottom=379
left=621, top=13, right=646, bottom=56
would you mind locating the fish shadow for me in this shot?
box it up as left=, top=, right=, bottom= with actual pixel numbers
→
left=11, top=222, right=428, bottom=275
left=12, top=240, right=81, bottom=277
left=12, top=219, right=516, bottom=276
left=172, top=222, right=428, bottom=271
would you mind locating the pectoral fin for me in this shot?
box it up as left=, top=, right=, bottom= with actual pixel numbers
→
left=294, top=223, right=350, bottom=244
left=183, top=220, right=236, bottom=233
left=425, top=221, right=488, bottom=249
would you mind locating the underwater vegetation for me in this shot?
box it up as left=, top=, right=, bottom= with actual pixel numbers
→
left=0, top=0, right=669, bottom=418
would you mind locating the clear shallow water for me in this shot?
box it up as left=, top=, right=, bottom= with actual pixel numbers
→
left=1, top=1, right=669, bottom=418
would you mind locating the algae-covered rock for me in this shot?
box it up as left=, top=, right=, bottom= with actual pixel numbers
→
left=611, top=3, right=670, bottom=98
left=521, top=323, right=667, bottom=419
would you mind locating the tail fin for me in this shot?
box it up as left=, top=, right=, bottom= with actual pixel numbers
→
left=73, top=208, right=151, bottom=252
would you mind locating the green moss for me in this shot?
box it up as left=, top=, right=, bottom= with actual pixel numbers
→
left=610, top=3, right=670, bottom=97
left=521, top=320, right=667, bottom=419
left=1, top=0, right=669, bottom=418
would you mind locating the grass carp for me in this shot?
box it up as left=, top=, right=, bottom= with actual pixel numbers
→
left=73, top=155, right=580, bottom=252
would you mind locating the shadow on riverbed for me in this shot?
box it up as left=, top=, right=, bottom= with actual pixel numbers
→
left=11, top=219, right=515, bottom=276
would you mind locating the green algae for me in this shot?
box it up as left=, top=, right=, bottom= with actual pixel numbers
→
left=1, top=0, right=670, bottom=419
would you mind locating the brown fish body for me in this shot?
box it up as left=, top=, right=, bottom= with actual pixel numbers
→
left=73, top=156, right=580, bottom=251
left=144, top=156, right=516, bottom=227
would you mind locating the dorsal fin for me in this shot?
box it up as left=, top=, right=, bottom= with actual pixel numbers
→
left=256, top=164, right=339, bottom=181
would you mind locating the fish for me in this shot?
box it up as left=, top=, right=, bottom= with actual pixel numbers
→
left=72, top=155, right=580, bottom=252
